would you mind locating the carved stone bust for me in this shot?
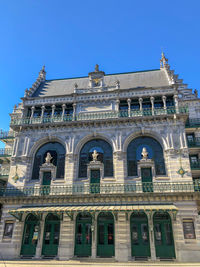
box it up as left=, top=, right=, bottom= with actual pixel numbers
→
left=141, top=147, right=148, bottom=160
left=45, top=152, right=52, bottom=164
left=92, top=150, right=99, bottom=162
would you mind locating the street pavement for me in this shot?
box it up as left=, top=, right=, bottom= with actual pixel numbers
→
left=0, top=260, right=200, bottom=267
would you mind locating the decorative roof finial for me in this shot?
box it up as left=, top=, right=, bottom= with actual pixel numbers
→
left=160, top=52, right=168, bottom=69
left=95, top=64, right=99, bottom=72
left=39, top=65, right=46, bottom=81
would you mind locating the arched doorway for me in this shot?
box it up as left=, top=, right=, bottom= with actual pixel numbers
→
left=153, top=212, right=175, bottom=259
left=42, top=213, right=60, bottom=256
left=74, top=213, right=92, bottom=257
left=97, top=212, right=114, bottom=257
left=130, top=212, right=150, bottom=258
left=21, top=214, right=39, bottom=256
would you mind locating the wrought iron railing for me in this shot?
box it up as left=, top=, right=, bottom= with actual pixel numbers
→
left=186, top=118, right=200, bottom=128
left=0, top=130, right=15, bottom=139
left=0, top=148, right=13, bottom=157
left=0, top=169, right=9, bottom=177
left=187, top=137, right=200, bottom=148
left=0, top=180, right=199, bottom=197
left=190, top=161, right=200, bottom=170
left=10, top=106, right=188, bottom=126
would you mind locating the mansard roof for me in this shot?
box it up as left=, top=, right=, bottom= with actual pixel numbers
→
left=32, top=69, right=170, bottom=98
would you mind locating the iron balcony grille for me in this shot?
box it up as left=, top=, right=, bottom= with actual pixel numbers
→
left=0, top=148, right=13, bottom=157
left=187, top=137, right=200, bottom=148
left=10, top=106, right=188, bottom=126
left=0, top=180, right=199, bottom=197
left=186, top=118, right=200, bottom=128
left=0, top=130, right=15, bottom=139
left=190, top=160, right=200, bottom=170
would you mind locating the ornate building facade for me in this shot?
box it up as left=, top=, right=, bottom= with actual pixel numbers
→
left=0, top=54, right=200, bottom=262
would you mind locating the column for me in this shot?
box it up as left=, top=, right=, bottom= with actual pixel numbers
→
left=146, top=212, right=156, bottom=261
left=127, top=98, right=131, bottom=117
left=61, top=104, right=66, bottom=120
left=139, top=98, right=143, bottom=113
left=173, top=95, right=179, bottom=114
left=41, top=105, right=45, bottom=120
left=162, top=95, right=167, bottom=114
left=116, top=99, right=120, bottom=116
left=73, top=103, right=76, bottom=120
left=30, top=106, right=35, bottom=118
left=150, top=96, right=155, bottom=116
left=91, top=213, right=97, bottom=259
left=35, top=216, right=45, bottom=259
left=51, top=104, right=55, bottom=119
left=115, top=212, right=129, bottom=261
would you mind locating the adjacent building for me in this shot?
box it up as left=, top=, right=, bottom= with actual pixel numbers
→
left=0, top=53, right=200, bottom=262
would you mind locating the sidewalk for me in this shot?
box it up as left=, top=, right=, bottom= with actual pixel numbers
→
left=0, top=260, right=200, bottom=267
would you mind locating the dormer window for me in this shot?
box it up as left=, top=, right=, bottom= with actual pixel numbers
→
left=88, top=64, right=105, bottom=88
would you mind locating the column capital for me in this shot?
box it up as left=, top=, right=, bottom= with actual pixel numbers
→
left=127, top=98, right=131, bottom=103
left=62, top=103, right=66, bottom=108
left=162, top=95, right=166, bottom=100
left=139, top=97, right=143, bottom=103
left=41, top=105, right=45, bottom=110
left=150, top=96, right=154, bottom=102
left=51, top=104, right=56, bottom=108
left=31, top=106, right=35, bottom=110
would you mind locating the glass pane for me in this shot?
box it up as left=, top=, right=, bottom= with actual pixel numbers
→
left=99, top=224, right=104, bottom=245
left=155, top=223, right=162, bottom=245
left=53, top=224, right=60, bottom=245
left=76, top=223, right=82, bottom=244
left=164, top=223, right=172, bottom=245
left=107, top=223, right=114, bottom=245
left=24, top=224, right=31, bottom=244
left=44, top=224, right=51, bottom=245
left=141, top=223, right=148, bottom=244
left=132, top=224, right=139, bottom=245
left=85, top=224, right=91, bottom=245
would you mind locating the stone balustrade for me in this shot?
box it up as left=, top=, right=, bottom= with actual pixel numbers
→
left=0, top=180, right=198, bottom=197
left=10, top=106, right=188, bottom=126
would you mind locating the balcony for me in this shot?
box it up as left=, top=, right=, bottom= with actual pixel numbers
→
left=0, top=180, right=198, bottom=197
left=10, top=106, right=188, bottom=127
left=187, top=137, right=200, bottom=148
left=186, top=118, right=200, bottom=128
left=190, top=161, right=200, bottom=170
left=0, top=148, right=13, bottom=157
left=0, top=130, right=15, bottom=140
left=0, top=169, right=9, bottom=178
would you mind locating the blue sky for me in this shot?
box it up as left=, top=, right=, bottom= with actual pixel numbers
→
left=0, top=0, right=200, bottom=142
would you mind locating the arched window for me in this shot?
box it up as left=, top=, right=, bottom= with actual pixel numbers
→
left=127, top=136, right=166, bottom=176
left=32, top=142, right=65, bottom=180
left=79, top=139, right=113, bottom=178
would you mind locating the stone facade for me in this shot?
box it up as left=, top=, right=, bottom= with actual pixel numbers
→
left=0, top=55, right=200, bottom=262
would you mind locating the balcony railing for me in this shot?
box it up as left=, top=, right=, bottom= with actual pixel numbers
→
left=0, top=130, right=15, bottom=140
left=187, top=137, right=200, bottom=148
left=186, top=118, right=200, bottom=128
left=0, top=180, right=199, bottom=197
left=0, top=169, right=9, bottom=177
left=0, top=148, right=13, bottom=157
left=190, top=161, right=200, bottom=170
left=10, top=106, right=188, bottom=126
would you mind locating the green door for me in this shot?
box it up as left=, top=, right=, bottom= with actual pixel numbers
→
left=42, top=214, right=60, bottom=256
left=21, top=214, right=39, bottom=256
left=42, top=172, right=51, bottom=195
left=141, top=168, right=153, bottom=192
left=97, top=212, right=114, bottom=257
left=90, top=169, right=100, bottom=193
left=154, top=212, right=175, bottom=259
left=130, top=212, right=151, bottom=258
left=74, top=213, right=92, bottom=257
